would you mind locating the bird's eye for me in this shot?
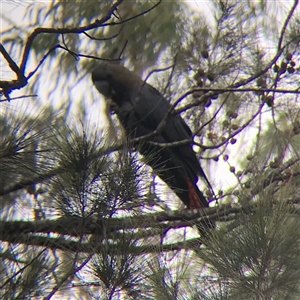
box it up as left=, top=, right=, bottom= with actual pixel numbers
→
left=94, top=80, right=112, bottom=98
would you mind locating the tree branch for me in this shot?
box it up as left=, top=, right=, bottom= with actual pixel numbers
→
left=0, top=0, right=161, bottom=98
left=0, top=198, right=299, bottom=254
left=19, top=0, right=124, bottom=74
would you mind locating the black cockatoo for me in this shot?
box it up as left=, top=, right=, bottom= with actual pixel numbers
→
left=92, top=62, right=212, bottom=212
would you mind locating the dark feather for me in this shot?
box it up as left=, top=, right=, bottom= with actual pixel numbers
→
left=92, top=62, right=212, bottom=211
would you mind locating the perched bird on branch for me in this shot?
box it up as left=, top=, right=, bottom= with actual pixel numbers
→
left=92, top=61, right=213, bottom=216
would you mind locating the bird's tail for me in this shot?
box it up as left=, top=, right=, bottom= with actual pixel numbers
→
left=186, top=177, right=208, bottom=209
left=186, top=177, right=215, bottom=235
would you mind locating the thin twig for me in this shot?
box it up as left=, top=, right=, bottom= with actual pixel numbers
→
left=20, top=0, right=124, bottom=74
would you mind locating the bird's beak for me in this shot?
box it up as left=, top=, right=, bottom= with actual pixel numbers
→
left=107, top=95, right=119, bottom=113
left=103, top=97, right=119, bottom=117
left=106, top=98, right=114, bottom=106
left=103, top=98, right=113, bottom=117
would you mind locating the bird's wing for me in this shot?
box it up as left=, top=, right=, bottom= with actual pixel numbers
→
left=132, top=84, right=193, bottom=142
left=126, top=83, right=203, bottom=180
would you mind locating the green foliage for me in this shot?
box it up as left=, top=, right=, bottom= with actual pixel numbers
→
left=1, top=0, right=300, bottom=298
left=90, top=236, right=150, bottom=299
left=199, top=198, right=300, bottom=299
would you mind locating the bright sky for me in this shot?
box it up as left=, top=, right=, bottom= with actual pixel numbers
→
left=1, top=1, right=295, bottom=202
left=0, top=1, right=252, bottom=201
left=1, top=2, right=298, bottom=298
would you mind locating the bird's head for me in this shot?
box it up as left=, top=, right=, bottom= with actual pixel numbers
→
left=91, top=61, right=117, bottom=99
left=92, top=61, right=143, bottom=106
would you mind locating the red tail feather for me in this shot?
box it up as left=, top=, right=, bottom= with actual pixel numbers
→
left=186, top=177, right=205, bottom=209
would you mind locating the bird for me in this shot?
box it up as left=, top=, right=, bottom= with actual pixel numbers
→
left=91, top=61, right=213, bottom=214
